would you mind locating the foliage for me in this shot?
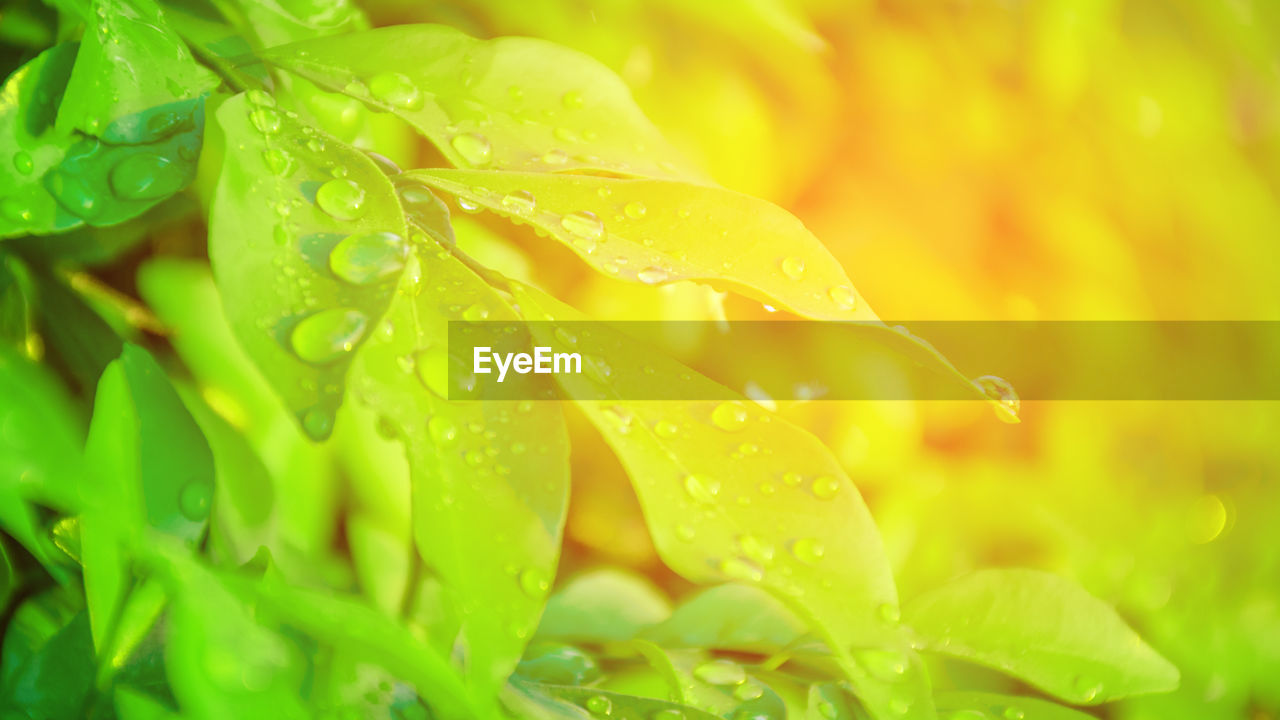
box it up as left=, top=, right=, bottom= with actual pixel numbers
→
left=7, top=0, right=1274, bottom=719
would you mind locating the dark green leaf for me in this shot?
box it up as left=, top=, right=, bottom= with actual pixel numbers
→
left=0, top=611, right=95, bottom=718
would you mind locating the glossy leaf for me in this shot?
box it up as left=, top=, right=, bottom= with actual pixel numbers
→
left=407, top=169, right=877, bottom=321
left=260, top=25, right=703, bottom=179
left=208, top=92, right=407, bottom=440
left=349, top=246, right=570, bottom=703
left=642, top=583, right=807, bottom=653
left=513, top=680, right=721, bottom=720
left=934, top=692, right=1097, bottom=720
left=904, top=569, right=1180, bottom=704
left=536, top=568, right=670, bottom=643
left=56, top=0, right=218, bottom=138
left=509, top=282, right=933, bottom=720
left=0, top=43, right=79, bottom=238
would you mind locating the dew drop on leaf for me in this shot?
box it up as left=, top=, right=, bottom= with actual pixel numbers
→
left=12, top=152, right=33, bottom=175
left=624, top=201, right=647, bottom=219
left=427, top=415, right=458, bottom=445
left=262, top=148, right=297, bottom=177
left=683, top=473, right=720, bottom=504
left=811, top=476, right=840, bottom=500
left=854, top=648, right=908, bottom=682
left=1002, top=707, right=1025, bottom=720
left=315, top=178, right=367, bottom=220
left=178, top=481, right=212, bottom=521
left=561, top=210, right=604, bottom=243
left=518, top=568, right=550, bottom=597
left=694, top=658, right=747, bottom=686
left=790, top=537, right=825, bottom=564
left=878, top=603, right=901, bottom=626
left=250, top=107, right=283, bottom=135
left=636, top=266, right=669, bottom=285
left=450, top=133, right=492, bottom=166
left=45, top=169, right=103, bottom=219
left=711, top=401, right=749, bottom=432
left=542, top=149, right=568, bottom=165
left=974, top=375, right=1021, bottom=423
left=501, top=190, right=536, bottom=214
left=368, top=72, right=424, bottom=110
left=302, top=407, right=334, bottom=439
left=780, top=256, right=806, bottom=279
left=653, top=420, right=679, bottom=438
left=1072, top=675, right=1102, bottom=702
left=561, top=90, right=585, bottom=109
left=585, top=695, right=612, bottom=716
left=462, top=303, right=490, bottom=321
left=290, top=308, right=368, bottom=364
left=328, top=231, right=407, bottom=285
left=734, top=681, right=765, bottom=701
left=109, top=153, right=185, bottom=200
left=720, top=556, right=765, bottom=583
left=247, top=89, right=275, bottom=107
left=828, top=285, right=857, bottom=311
left=457, top=197, right=482, bottom=214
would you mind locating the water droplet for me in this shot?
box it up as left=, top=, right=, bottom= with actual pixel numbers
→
left=368, top=72, right=424, bottom=110
left=684, top=473, right=720, bottom=504
left=675, top=524, right=695, bottom=541
left=329, top=231, right=407, bottom=285
left=974, top=375, right=1020, bottom=423
left=302, top=407, right=333, bottom=439
left=457, top=197, right=482, bottom=214
left=249, top=107, right=282, bottom=135
left=542, top=149, right=568, bottom=165
left=1002, top=707, right=1025, bottom=720
left=720, top=556, right=765, bottom=582
left=262, top=148, right=296, bottom=177
left=653, top=420, right=679, bottom=438
left=0, top=197, right=31, bottom=223
left=178, top=481, right=212, bottom=520
left=290, top=308, right=368, bottom=364
left=247, top=89, right=275, bottom=106
left=854, top=648, right=908, bottom=682
left=782, top=472, right=802, bottom=487
left=585, top=695, right=612, bottom=715
left=637, top=266, right=669, bottom=284
left=811, top=476, right=840, bottom=500
left=624, top=201, right=647, bottom=219
left=109, top=153, right=186, bottom=200
left=733, top=681, right=765, bottom=701
left=12, top=152, right=33, bottom=175
left=828, top=285, right=857, bottom=311
left=501, top=190, right=536, bottom=214
left=315, top=178, right=367, bottom=220
left=45, top=170, right=102, bottom=219
left=451, top=133, right=492, bottom=166
left=562, top=90, right=585, bottom=109
left=561, top=210, right=604, bottom=246
left=790, top=537, right=825, bottom=564
left=427, top=415, right=457, bottom=445
left=518, top=568, right=550, bottom=597
left=711, top=402, right=749, bottom=432
left=1072, top=676, right=1102, bottom=702
left=553, top=326, right=578, bottom=347
left=693, top=658, right=746, bottom=686
left=462, top=303, right=490, bottom=321
left=781, top=256, right=806, bottom=279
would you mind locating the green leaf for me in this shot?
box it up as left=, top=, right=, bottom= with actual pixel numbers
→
left=0, top=343, right=84, bottom=574
left=641, top=583, right=807, bottom=653
left=56, top=0, right=218, bottom=138
left=0, top=611, right=96, bottom=718
left=405, top=169, right=877, bottom=321
left=260, top=25, right=703, bottom=180
left=934, top=692, right=1098, bottom=720
left=150, top=547, right=310, bottom=720
left=0, top=43, right=80, bottom=238
left=210, top=0, right=368, bottom=50
left=224, top=569, right=480, bottom=720
left=508, top=282, right=934, bottom=720
left=536, top=568, right=671, bottom=643
left=659, top=649, right=790, bottom=718
left=349, top=245, right=570, bottom=704
left=512, top=681, right=722, bottom=720
left=904, top=569, right=1180, bottom=705
left=208, top=91, right=407, bottom=440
